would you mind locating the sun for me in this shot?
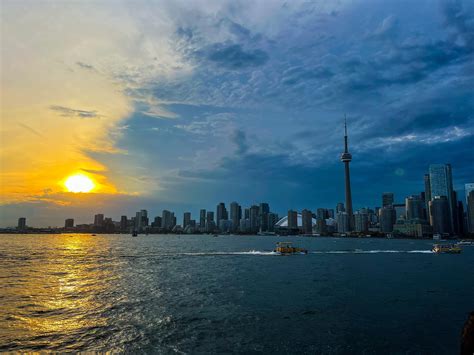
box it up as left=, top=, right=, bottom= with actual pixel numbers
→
left=64, top=174, right=95, bottom=193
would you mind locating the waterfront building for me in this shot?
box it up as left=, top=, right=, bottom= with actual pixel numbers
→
left=429, top=196, right=451, bottom=234
left=206, top=211, right=215, bottom=232
left=239, top=219, right=250, bottom=233
left=327, top=209, right=335, bottom=219
left=249, top=205, right=260, bottom=233
left=337, top=212, right=349, bottom=233
left=354, top=211, right=368, bottom=233
left=379, top=206, right=396, bottom=233
left=393, top=204, right=406, bottom=220
left=465, top=183, right=474, bottom=204
left=161, top=210, right=175, bottom=231
left=17, top=217, right=26, bottom=230
left=424, top=174, right=431, bottom=214
left=340, top=116, right=354, bottom=231
left=230, top=202, right=241, bottom=232
left=151, top=216, right=162, bottom=228
left=183, top=212, right=191, bottom=229
left=301, top=209, right=312, bottom=234
left=316, top=208, right=327, bottom=220
left=393, top=219, right=432, bottom=238
left=219, top=219, right=231, bottom=233
left=259, top=203, right=270, bottom=232
left=336, top=202, right=345, bottom=214
left=315, top=218, right=327, bottom=234
left=94, top=214, right=104, bottom=227
left=135, top=210, right=149, bottom=232
left=382, top=192, right=394, bottom=207
left=64, top=218, right=74, bottom=228
left=429, top=164, right=455, bottom=231
left=216, top=202, right=228, bottom=228
left=406, top=195, right=424, bottom=221
left=287, top=210, right=298, bottom=230
left=267, top=213, right=278, bottom=232
left=199, top=209, right=206, bottom=230
left=120, top=216, right=128, bottom=230
left=467, top=190, right=474, bottom=233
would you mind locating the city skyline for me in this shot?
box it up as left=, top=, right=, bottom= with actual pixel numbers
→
left=1, top=0, right=474, bottom=227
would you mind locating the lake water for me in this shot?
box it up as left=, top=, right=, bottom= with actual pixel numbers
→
left=1, top=234, right=473, bottom=353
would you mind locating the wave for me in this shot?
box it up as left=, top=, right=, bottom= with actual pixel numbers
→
left=177, top=249, right=433, bottom=256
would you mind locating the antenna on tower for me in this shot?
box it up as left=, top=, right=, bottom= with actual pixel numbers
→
left=344, top=114, right=347, bottom=136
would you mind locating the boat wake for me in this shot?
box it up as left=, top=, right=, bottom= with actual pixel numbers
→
left=177, top=249, right=433, bottom=256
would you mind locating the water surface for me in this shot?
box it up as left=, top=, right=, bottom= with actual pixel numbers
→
left=1, top=234, right=473, bottom=353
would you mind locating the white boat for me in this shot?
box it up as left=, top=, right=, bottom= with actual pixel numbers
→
left=457, top=240, right=474, bottom=246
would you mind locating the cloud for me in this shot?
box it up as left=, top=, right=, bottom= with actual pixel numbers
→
left=200, top=42, right=269, bottom=69
left=49, top=105, right=100, bottom=119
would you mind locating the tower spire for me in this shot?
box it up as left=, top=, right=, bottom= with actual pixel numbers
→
left=340, top=115, right=353, bottom=231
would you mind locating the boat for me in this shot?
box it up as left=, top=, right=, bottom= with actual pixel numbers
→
left=273, top=242, right=308, bottom=255
left=457, top=240, right=474, bottom=246
left=132, top=231, right=138, bottom=237
left=432, top=243, right=461, bottom=254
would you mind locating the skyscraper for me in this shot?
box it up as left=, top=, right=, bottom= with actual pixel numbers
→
left=429, top=164, right=454, bottom=231
left=94, top=214, right=104, bottom=227
left=340, top=117, right=353, bottom=230
left=424, top=174, right=431, bottom=213
left=120, top=216, right=128, bottom=231
left=301, top=209, right=312, bottom=234
left=216, top=202, right=228, bottom=228
left=259, top=203, right=270, bottom=232
left=429, top=196, right=451, bottom=234
left=161, top=210, right=174, bottom=231
left=465, top=183, right=474, bottom=204
left=65, top=218, right=74, bottom=228
left=405, top=195, right=424, bottom=221
left=230, top=202, right=241, bottom=232
left=287, top=210, right=298, bottom=230
left=183, top=212, right=191, bottom=228
left=467, top=190, right=474, bottom=233
left=354, top=211, right=368, bottom=233
left=382, top=192, right=394, bottom=207
left=249, top=205, right=260, bottom=233
left=17, top=217, right=26, bottom=230
left=199, top=209, right=206, bottom=230
left=379, top=206, right=396, bottom=233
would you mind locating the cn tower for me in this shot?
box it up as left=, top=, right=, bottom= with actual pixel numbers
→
left=340, top=116, right=353, bottom=230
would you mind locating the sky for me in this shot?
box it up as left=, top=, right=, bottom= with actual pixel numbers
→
left=1, top=0, right=473, bottom=227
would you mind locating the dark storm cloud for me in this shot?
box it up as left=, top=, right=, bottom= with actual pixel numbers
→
left=202, top=42, right=269, bottom=69
left=49, top=105, right=100, bottom=118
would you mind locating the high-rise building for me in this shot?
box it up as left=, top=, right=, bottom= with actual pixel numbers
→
left=337, top=212, right=349, bottom=233
left=65, top=218, right=74, bottom=228
left=287, top=210, right=298, bottom=230
left=199, top=209, right=206, bottom=230
left=259, top=203, right=270, bottom=232
left=94, top=214, right=104, bottom=226
left=135, top=210, right=149, bottom=232
left=267, top=213, right=278, bottom=232
left=230, top=202, right=241, bottom=232
left=301, top=209, right=312, bottom=234
left=216, top=203, right=228, bottom=228
left=120, top=216, right=128, bottom=231
left=429, top=164, right=454, bottom=231
left=315, top=219, right=327, bottom=234
left=379, top=206, right=396, bottom=233
left=465, top=183, right=474, bottom=204
left=424, top=174, right=431, bottom=213
left=249, top=205, right=260, bottom=233
left=327, top=209, right=335, bottom=219
left=340, top=117, right=353, bottom=230
left=406, top=195, right=424, bottom=221
left=354, top=211, right=368, bottom=233
left=429, top=196, right=451, bottom=234
left=183, top=212, right=191, bottom=228
left=152, top=216, right=162, bottom=228
left=382, top=192, right=394, bottom=207
left=467, top=190, right=474, bottom=234
left=336, top=202, right=345, bottom=214
left=161, top=210, right=174, bottom=231
left=17, top=217, right=26, bottom=230
left=206, top=211, right=215, bottom=232
left=316, top=208, right=327, bottom=220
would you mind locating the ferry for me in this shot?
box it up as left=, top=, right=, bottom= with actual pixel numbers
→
left=432, top=243, right=461, bottom=254
left=274, top=242, right=308, bottom=255
left=457, top=240, right=474, bottom=246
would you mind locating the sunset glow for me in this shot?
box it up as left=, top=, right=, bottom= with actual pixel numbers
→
left=64, top=174, right=95, bottom=193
